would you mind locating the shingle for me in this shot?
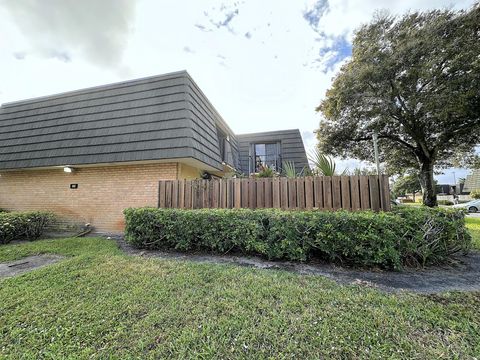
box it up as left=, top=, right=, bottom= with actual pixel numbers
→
left=0, top=71, right=227, bottom=171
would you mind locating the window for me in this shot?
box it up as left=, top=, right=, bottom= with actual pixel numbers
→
left=216, top=128, right=226, bottom=161
left=254, top=143, right=280, bottom=172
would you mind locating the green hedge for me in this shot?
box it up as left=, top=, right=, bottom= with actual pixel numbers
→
left=0, top=211, right=54, bottom=244
left=124, top=207, right=471, bottom=269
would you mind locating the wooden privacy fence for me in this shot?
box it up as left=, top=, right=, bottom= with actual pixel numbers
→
left=158, top=175, right=391, bottom=211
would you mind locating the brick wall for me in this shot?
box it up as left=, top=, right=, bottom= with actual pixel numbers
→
left=0, top=162, right=178, bottom=233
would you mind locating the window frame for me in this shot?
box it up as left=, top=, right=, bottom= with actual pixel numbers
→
left=252, top=142, right=281, bottom=172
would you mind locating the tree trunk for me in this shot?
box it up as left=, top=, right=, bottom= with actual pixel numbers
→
left=419, top=161, right=437, bottom=207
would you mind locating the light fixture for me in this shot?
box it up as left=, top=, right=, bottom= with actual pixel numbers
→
left=63, top=166, right=73, bottom=173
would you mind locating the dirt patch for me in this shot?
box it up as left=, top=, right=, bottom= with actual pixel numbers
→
left=0, top=255, right=65, bottom=279
left=118, top=239, right=480, bottom=294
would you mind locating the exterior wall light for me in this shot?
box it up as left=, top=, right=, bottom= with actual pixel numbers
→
left=63, top=166, right=73, bottom=173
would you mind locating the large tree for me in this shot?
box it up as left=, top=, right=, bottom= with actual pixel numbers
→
left=316, top=4, right=480, bottom=206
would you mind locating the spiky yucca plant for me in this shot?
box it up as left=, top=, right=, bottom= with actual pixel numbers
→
left=282, top=161, right=297, bottom=178
left=308, top=148, right=347, bottom=176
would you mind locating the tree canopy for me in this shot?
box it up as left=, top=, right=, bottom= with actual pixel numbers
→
left=316, top=4, right=480, bottom=206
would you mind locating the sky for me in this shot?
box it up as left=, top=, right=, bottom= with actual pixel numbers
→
left=0, top=0, right=476, bottom=183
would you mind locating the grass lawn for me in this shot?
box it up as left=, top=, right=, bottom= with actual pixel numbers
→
left=1, top=238, right=480, bottom=359
left=466, top=216, right=480, bottom=250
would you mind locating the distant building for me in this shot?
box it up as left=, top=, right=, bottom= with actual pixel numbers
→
left=464, top=169, right=480, bottom=193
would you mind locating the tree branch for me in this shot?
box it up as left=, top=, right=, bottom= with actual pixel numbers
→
left=349, top=133, right=417, bottom=152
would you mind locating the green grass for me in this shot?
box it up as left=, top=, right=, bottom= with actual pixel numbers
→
left=466, top=216, right=480, bottom=250
left=1, top=238, right=480, bottom=359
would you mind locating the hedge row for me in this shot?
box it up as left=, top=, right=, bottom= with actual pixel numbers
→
left=124, top=207, right=471, bottom=269
left=0, top=211, right=54, bottom=244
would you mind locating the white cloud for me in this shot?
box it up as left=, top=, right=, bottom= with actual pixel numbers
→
left=1, top=0, right=137, bottom=68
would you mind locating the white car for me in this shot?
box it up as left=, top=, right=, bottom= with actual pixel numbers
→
left=452, top=199, right=480, bottom=213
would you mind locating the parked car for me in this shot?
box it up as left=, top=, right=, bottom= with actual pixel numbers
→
left=452, top=199, right=480, bottom=213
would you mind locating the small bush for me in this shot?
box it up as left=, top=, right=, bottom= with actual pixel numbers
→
left=0, top=211, right=54, bottom=244
left=470, top=189, right=480, bottom=199
left=438, top=200, right=454, bottom=206
left=124, top=207, right=471, bottom=269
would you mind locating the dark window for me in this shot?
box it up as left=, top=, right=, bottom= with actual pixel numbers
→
left=217, top=127, right=227, bottom=162
left=254, top=143, right=280, bottom=172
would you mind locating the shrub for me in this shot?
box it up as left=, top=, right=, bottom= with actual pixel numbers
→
left=0, top=211, right=54, bottom=244
left=438, top=200, right=454, bottom=206
left=393, top=206, right=470, bottom=266
left=470, top=189, right=480, bottom=199
left=124, top=207, right=471, bottom=270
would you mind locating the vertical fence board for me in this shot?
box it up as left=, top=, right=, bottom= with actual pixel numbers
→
left=219, top=180, right=226, bottom=208
left=241, top=179, right=249, bottom=207
left=190, top=181, right=196, bottom=209
left=359, top=176, right=370, bottom=210
left=256, top=179, right=265, bottom=208
left=280, top=178, right=288, bottom=209
left=171, top=181, right=178, bottom=208
left=369, top=175, right=381, bottom=211
left=207, top=181, right=213, bottom=208
left=212, top=181, right=220, bottom=208
left=158, top=181, right=166, bottom=208
left=288, top=178, right=297, bottom=209
left=296, top=178, right=305, bottom=209
left=190, top=180, right=196, bottom=209
left=272, top=178, right=280, bottom=208
left=226, top=179, right=233, bottom=208
left=340, top=176, right=351, bottom=210
left=234, top=179, right=241, bottom=208
left=184, top=180, right=192, bottom=208
left=178, top=180, right=185, bottom=208
left=264, top=178, right=272, bottom=208
left=201, top=180, right=210, bottom=209
left=332, top=177, right=342, bottom=210
left=314, top=177, right=323, bottom=209
left=196, top=180, right=203, bottom=209
left=248, top=178, right=256, bottom=209
left=323, top=177, right=332, bottom=209
left=350, top=176, right=361, bottom=210
left=165, top=181, right=172, bottom=208
left=305, top=177, right=313, bottom=209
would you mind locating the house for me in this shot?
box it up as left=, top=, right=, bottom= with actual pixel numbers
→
left=0, top=71, right=308, bottom=232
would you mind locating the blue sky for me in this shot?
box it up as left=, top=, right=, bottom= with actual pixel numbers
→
left=0, top=0, right=476, bottom=182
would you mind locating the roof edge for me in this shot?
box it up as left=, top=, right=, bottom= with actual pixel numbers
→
left=1, top=70, right=189, bottom=108
left=236, top=129, right=302, bottom=137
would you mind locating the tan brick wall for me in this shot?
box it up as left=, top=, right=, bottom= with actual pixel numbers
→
left=178, top=163, right=201, bottom=180
left=0, top=163, right=178, bottom=233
